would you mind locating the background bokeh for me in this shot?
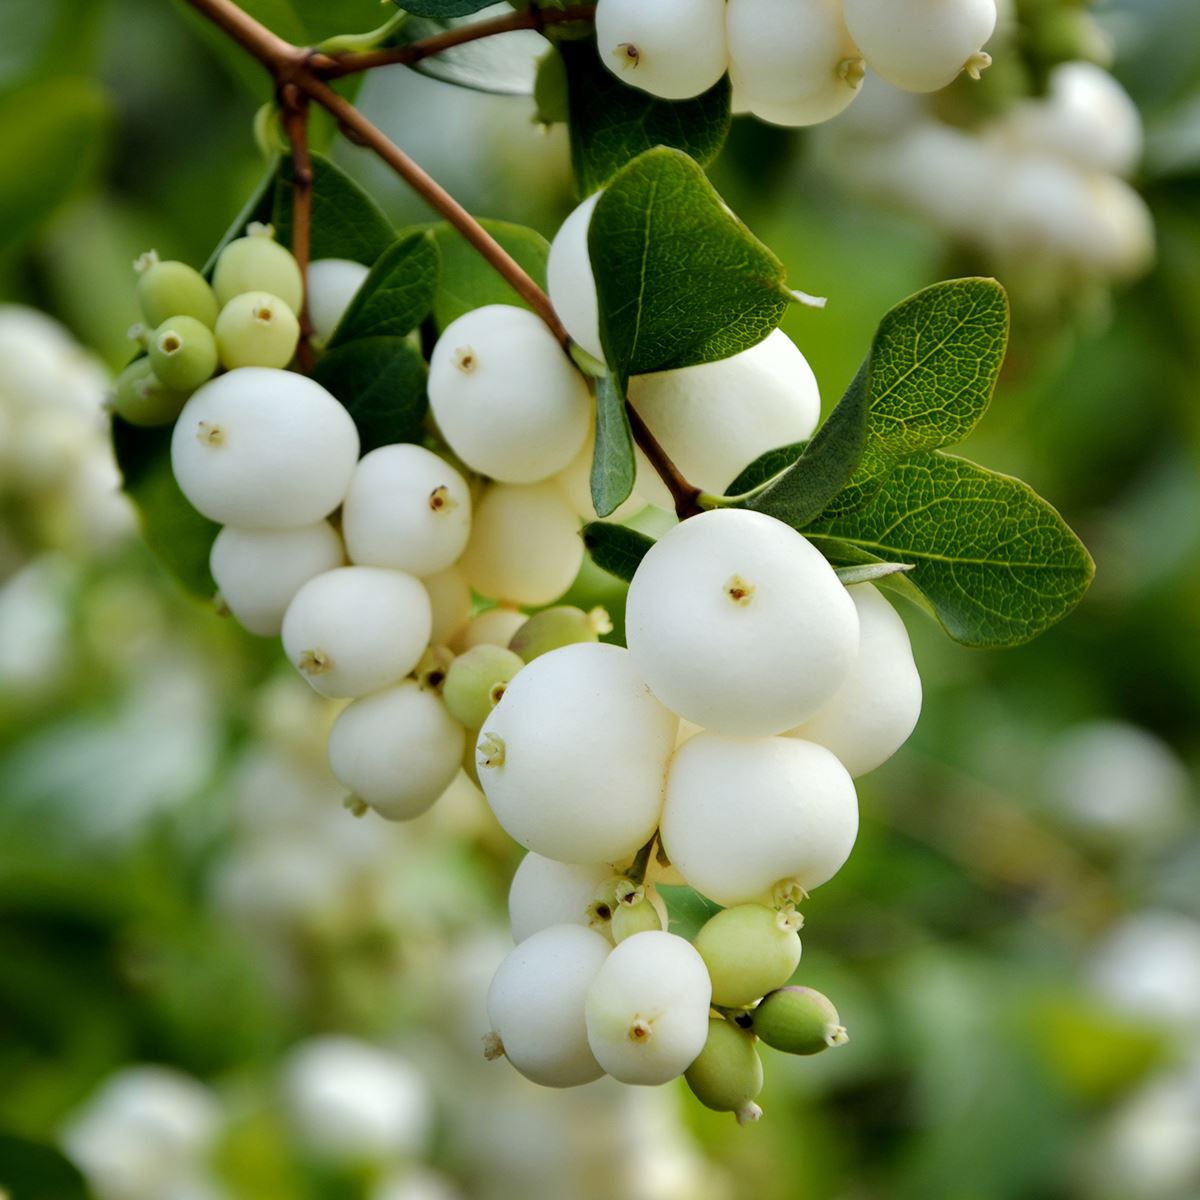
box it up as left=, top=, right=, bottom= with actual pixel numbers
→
left=1, top=1, right=1198, bottom=1197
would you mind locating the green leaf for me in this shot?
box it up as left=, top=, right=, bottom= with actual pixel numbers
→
left=274, top=153, right=394, bottom=265
left=400, top=16, right=540, bottom=95
left=724, top=441, right=807, bottom=496
left=560, top=38, right=732, bottom=194
left=328, top=229, right=440, bottom=346
left=402, top=1, right=495, bottom=16
left=201, top=163, right=277, bottom=276
left=533, top=46, right=570, bottom=126
left=0, top=77, right=111, bottom=251
left=657, top=884, right=723, bottom=938
left=235, top=0, right=387, bottom=42
left=112, top=418, right=220, bottom=599
left=0, top=1132, right=91, bottom=1200
left=807, top=451, right=1095, bottom=647
left=581, top=521, right=655, bottom=583
left=312, top=336, right=428, bottom=453
left=835, top=562, right=915, bottom=586
left=591, top=372, right=637, bottom=517
left=589, top=147, right=790, bottom=376
left=429, top=218, right=550, bottom=328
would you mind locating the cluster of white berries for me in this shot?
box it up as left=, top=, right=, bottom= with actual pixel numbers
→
left=594, top=0, right=997, bottom=126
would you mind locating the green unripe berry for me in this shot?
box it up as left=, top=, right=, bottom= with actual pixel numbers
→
left=611, top=881, right=667, bottom=942
left=109, top=357, right=190, bottom=427
left=442, top=644, right=525, bottom=730
left=694, top=903, right=803, bottom=1008
left=684, top=1017, right=764, bottom=1124
left=134, top=252, right=219, bottom=329
left=212, top=223, right=303, bottom=313
left=215, top=291, right=300, bottom=370
left=750, top=986, right=848, bottom=1055
left=148, top=316, right=219, bottom=390
left=508, top=605, right=613, bottom=663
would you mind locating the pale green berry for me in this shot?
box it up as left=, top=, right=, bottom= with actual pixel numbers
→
left=215, top=291, right=300, bottom=370
left=148, top=316, right=218, bottom=391
left=684, top=1018, right=764, bottom=1124
left=750, top=985, right=848, bottom=1055
left=610, top=882, right=667, bottom=943
left=442, top=644, right=525, bottom=730
left=109, top=357, right=189, bottom=428
left=212, top=224, right=303, bottom=312
left=694, top=903, right=803, bottom=1008
left=134, top=251, right=219, bottom=328
left=508, top=605, right=613, bottom=663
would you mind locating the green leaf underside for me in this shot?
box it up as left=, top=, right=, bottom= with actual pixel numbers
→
left=560, top=39, right=732, bottom=195
left=329, top=230, right=440, bottom=346
left=112, top=418, right=220, bottom=599
left=427, top=218, right=550, bottom=328
left=724, top=441, right=807, bottom=497
left=201, top=163, right=277, bottom=277
left=590, top=147, right=790, bottom=377
left=274, top=153, right=394, bottom=265
left=835, top=562, right=915, bottom=585
left=312, top=337, right=429, bottom=454
left=401, top=1, right=495, bottom=18
left=399, top=16, right=539, bottom=95
left=591, top=372, right=637, bottom=516
left=808, top=451, right=1095, bottom=647
left=582, top=521, right=655, bottom=583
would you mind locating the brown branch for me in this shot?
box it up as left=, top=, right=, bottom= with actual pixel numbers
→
left=320, top=5, right=597, bottom=78
left=627, top=403, right=702, bottom=519
left=279, top=83, right=315, bottom=371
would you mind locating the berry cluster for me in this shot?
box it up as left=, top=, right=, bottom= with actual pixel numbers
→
left=594, top=0, right=997, bottom=125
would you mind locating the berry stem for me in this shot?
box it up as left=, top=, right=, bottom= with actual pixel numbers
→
left=627, top=403, right=703, bottom=519
left=279, top=82, right=315, bottom=371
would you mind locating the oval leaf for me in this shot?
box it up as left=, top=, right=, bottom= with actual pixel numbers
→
left=582, top=521, right=655, bottom=582
left=328, top=229, right=440, bottom=346
left=429, top=218, right=549, bottom=327
left=590, top=371, right=636, bottom=517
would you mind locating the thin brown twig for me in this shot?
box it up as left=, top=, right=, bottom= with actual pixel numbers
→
left=279, top=82, right=315, bottom=371
left=627, top=404, right=703, bottom=519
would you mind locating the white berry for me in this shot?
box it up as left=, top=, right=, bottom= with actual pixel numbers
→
left=170, top=367, right=359, bottom=528
left=508, top=854, right=618, bottom=943
left=428, top=305, right=591, bottom=484
left=454, top=605, right=528, bottom=653
left=547, top=193, right=604, bottom=362
left=625, top=509, right=859, bottom=735
left=661, top=732, right=859, bottom=906
left=281, top=566, right=431, bottom=698
left=306, top=257, right=369, bottom=343
left=486, top=924, right=611, bottom=1088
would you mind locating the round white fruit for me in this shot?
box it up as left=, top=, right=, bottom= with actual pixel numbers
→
left=508, top=854, right=617, bottom=943
left=628, top=329, right=821, bottom=494
left=170, top=368, right=359, bottom=528
left=454, top=605, right=528, bottom=652
left=625, top=509, right=859, bottom=735
left=486, top=924, right=610, bottom=1088
left=595, top=0, right=729, bottom=101
left=428, top=305, right=591, bottom=484
left=328, top=680, right=465, bottom=820
left=727, top=0, right=863, bottom=116
left=306, top=257, right=370, bottom=343
left=422, top=567, right=472, bottom=646
left=458, top=482, right=583, bottom=606
left=342, top=443, right=472, bottom=576
left=477, top=643, right=677, bottom=863
left=788, top=583, right=922, bottom=776
left=584, top=930, right=711, bottom=1085
left=281, top=566, right=431, bottom=698
left=843, top=0, right=997, bottom=93
left=661, top=732, right=859, bottom=906
left=547, top=192, right=604, bottom=362
left=738, top=75, right=863, bottom=128
left=210, top=521, right=344, bottom=637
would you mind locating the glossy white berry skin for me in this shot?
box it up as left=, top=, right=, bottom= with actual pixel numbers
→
left=170, top=368, right=359, bottom=528
left=625, top=509, right=859, bottom=735
left=547, top=193, right=604, bottom=362
left=508, top=855, right=618, bottom=943
left=595, top=0, right=729, bottom=101
left=428, top=305, right=591, bottom=484
left=342, top=443, right=472, bottom=576
left=628, top=330, right=821, bottom=494
left=788, top=584, right=922, bottom=776
left=584, top=931, right=712, bottom=1085
left=486, top=924, right=610, bottom=1088
left=210, top=521, right=344, bottom=637
left=212, top=229, right=303, bottom=313
left=327, top=680, right=465, bottom=820
left=422, top=566, right=472, bottom=647
left=727, top=0, right=863, bottom=120
left=454, top=606, right=528, bottom=653
left=661, top=732, right=859, bottom=906
left=843, top=0, right=997, bottom=93
left=477, top=643, right=677, bottom=864
left=306, top=258, right=369, bottom=344
left=458, top=482, right=583, bottom=607
left=281, top=566, right=431, bottom=698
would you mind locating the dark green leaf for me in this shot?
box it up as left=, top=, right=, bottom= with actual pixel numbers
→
left=561, top=38, right=732, bottom=194
left=329, top=230, right=440, bottom=346
left=724, top=441, right=807, bottom=496
left=533, top=46, right=570, bottom=126
left=835, top=562, right=915, bottom=586
left=112, top=418, right=220, bottom=600
left=808, top=451, right=1095, bottom=647
left=590, top=148, right=790, bottom=377
left=429, top=218, right=550, bottom=327
left=274, top=153, right=394, bottom=265
left=582, top=521, right=656, bottom=583
left=402, top=1, right=495, bottom=16
left=591, top=372, right=636, bottom=517
left=312, top=336, right=428, bottom=453
left=201, top=163, right=277, bottom=276
left=236, top=0, right=386, bottom=42
left=0, top=1132, right=91, bottom=1200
